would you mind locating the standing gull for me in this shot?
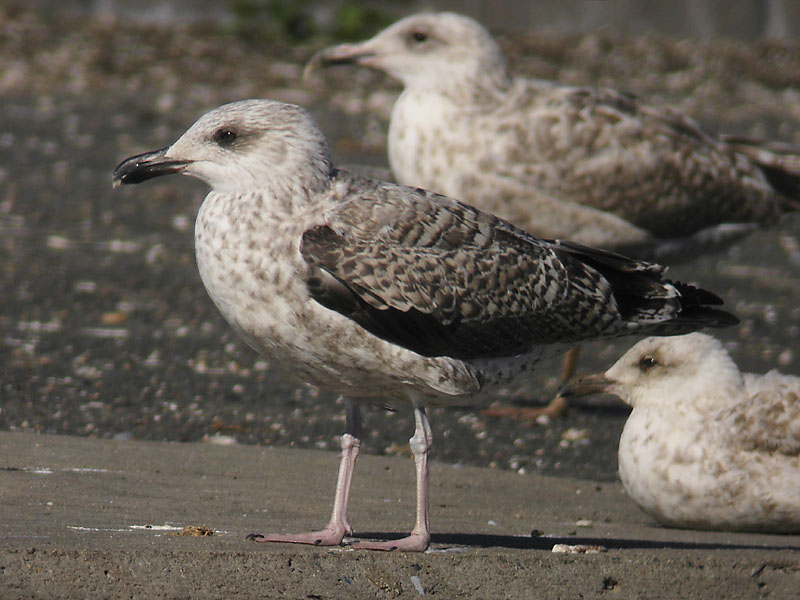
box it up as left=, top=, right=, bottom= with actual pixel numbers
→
left=113, top=99, right=737, bottom=551
left=564, top=333, right=800, bottom=533
left=306, top=12, right=800, bottom=254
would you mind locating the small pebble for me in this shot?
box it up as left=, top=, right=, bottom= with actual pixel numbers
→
left=552, top=544, right=607, bottom=554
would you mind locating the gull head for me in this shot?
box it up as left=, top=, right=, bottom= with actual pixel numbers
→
left=305, top=12, right=510, bottom=93
left=113, top=99, right=332, bottom=194
left=563, top=333, right=745, bottom=411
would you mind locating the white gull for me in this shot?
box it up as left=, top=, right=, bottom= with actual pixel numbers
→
left=566, top=332, right=800, bottom=533
left=112, top=99, right=737, bottom=551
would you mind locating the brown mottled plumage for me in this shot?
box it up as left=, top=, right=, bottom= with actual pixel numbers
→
left=306, top=12, right=800, bottom=257
left=113, top=99, right=736, bottom=552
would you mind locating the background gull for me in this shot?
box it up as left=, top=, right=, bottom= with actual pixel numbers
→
left=564, top=332, right=800, bottom=533
left=113, top=99, right=736, bottom=552
left=306, top=11, right=800, bottom=257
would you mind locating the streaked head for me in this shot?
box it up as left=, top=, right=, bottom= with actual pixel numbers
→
left=113, top=99, right=332, bottom=194
left=305, top=12, right=510, bottom=93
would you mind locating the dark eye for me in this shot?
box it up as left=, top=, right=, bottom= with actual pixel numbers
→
left=638, top=356, right=659, bottom=371
left=213, top=128, right=238, bottom=147
left=411, top=30, right=427, bottom=43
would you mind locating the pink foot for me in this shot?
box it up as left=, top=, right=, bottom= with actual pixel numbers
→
left=350, top=532, right=430, bottom=552
left=247, top=524, right=347, bottom=547
left=247, top=402, right=362, bottom=549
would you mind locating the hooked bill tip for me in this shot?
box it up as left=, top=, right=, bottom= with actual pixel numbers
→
left=111, top=146, right=188, bottom=187
left=303, top=45, right=376, bottom=81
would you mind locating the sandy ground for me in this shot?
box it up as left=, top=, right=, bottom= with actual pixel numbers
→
left=3, top=431, right=800, bottom=599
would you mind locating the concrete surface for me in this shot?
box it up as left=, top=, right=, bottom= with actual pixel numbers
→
left=2, top=432, right=799, bottom=598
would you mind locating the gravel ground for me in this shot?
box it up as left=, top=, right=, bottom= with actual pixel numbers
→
left=1, top=9, right=799, bottom=483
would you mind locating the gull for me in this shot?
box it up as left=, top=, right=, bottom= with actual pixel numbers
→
left=564, top=333, right=800, bottom=533
left=113, top=99, right=737, bottom=551
left=306, top=11, right=800, bottom=256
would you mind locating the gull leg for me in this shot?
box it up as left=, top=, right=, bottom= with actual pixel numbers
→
left=352, top=398, right=432, bottom=552
left=248, top=398, right=362, bottom=546
left=482, top=346, right=578, bottom=420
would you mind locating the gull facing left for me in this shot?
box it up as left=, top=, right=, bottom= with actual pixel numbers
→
left=564, top=333, right=800, bottom=533
left=113, top=99, right=737, bottom=551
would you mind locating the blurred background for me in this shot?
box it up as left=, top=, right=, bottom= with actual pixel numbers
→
left=13, top=0, right=800, bottom=38
left=1, top=0, right=799, bottom=483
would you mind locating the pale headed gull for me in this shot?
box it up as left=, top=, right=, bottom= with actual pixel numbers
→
left=306, top=12, right=800, bottom=255
left=565, top=333, right=800, bottom=533
left=113, top=99, right=737, bottom=551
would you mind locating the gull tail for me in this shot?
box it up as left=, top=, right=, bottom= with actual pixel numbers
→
left=554, top=240, right=739, bottom=336
left=722, top=135, right=800, bottom=208
left=663, top=280, right=740, bottom=330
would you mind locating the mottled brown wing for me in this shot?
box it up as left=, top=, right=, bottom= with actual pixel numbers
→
left=488, top=82, right=783, bottom=236
left=737, top=372, right=800, bottom=456
left=299, top=180, right=732, bottom=360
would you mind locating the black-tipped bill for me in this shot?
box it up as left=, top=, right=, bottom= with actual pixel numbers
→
left=303, top=44, right=377, bottom=79
left=112, top=147, right=190, bottom=187
left=557, top=372, right=614, bottom=399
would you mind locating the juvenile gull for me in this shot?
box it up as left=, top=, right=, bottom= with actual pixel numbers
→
left=113, top=99, right=737, bottom=551
left=306, top=12, right=800, bottom=255
left=565, top=333, right=800, bottom=533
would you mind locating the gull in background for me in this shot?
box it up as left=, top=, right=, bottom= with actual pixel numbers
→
left=564, top=333, right=800, bottom=533
left=306, top=11, right=800, bottom=255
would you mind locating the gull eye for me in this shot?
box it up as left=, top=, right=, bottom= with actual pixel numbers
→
left=411, top=30, right=428, bottom=43
left=638, top=356, right=659, bottom=371
left=213, top=128, right=238, bottom=147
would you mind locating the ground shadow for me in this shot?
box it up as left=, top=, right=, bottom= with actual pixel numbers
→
left=349, top=531, right=800, bottom=552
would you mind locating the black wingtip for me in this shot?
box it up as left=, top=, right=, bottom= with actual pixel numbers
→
left=679, top=306, right=740, bottom=328
left=671, top=280, right=726, bottom=306
left=669, top=281, right=738, bottom=328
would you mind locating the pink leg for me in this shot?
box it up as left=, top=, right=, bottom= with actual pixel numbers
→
left=248, top=399, right=362, bottom=546
left=351, top=399, right=432, bottom=552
